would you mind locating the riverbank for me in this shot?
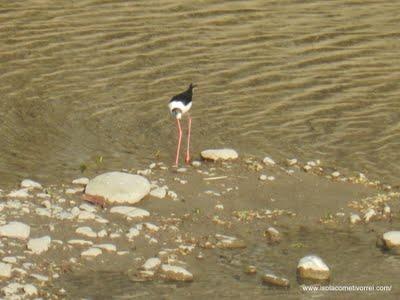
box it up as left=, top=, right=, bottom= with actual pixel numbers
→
left=0, top=153, right=399, bottom=299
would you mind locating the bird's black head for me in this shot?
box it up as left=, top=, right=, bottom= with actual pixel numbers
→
left=189, top=83, right=197, bottom=90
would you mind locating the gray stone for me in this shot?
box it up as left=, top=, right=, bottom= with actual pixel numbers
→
left=21, top=179, right=42, bottom=189
left=161, top=264, right=193, bottom=282
left=85, top=172, right=150, bottom=204
left=110, top=206, right=150, bottom=219
left=0, top=262, right=12, bottom=278
left=262, top=273, right=290, bottom=288
left=27, top=236, right=51, bottom=254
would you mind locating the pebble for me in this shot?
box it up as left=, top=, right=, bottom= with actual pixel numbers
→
left=0, top=222, right=31, bottom=240
left=110, top=206, right=150, bottom=219
left=24, top=284, right=38, bottom=296
left=267, top=176, right=275, bottom=181
left=142, top=258, right=161, bottom=271
left=2, top=257, right=17, bottom=264
left=93, top=244, right=117, bottom=252
left=215, top=204, right=224, bottom=210
left=21, top=179, right=42, bottom=189
left=68, top=239, right=94, bottom=246
left=297, top=255, right=330, bottom=281
left=331, top=171, right=340, bottom=178
left=0, top=262, right=12, bottom=278
left=77, top=210, right=96, bottom=220
left=137, top=169, right=152, bottom=176
left=7, top=188, right=31, bottom=199
left=244, top=265, right=257, bottom=274
left=262, top=273, right=290, bottom=288
left=126, top=227, right=141, bottom=239
left=201, top=148, right=238, bottom=161
left=363, top=208, right=376, bottom=222
left=191, top=161, right=201, bottom=167
left=381, top=231, right=400, bottom=250
left=76, top=227, right=97, bottom=238
left=161, top=264, right=193, bottom=282
left=350, top=213, right=362, bottom=224
left=30, top=273, right=49, bottom=282
left=36, top=208, right=52, bottom=217
left=167, top=191, right=178, bottom=200
left=265, top=227, right=281, bottom=243
left=27, top=236, right=51, bottom=254
left=259, top=174, right=267, bottom=181
left=79, top=203, right=97, bottom=213
left=177, top=167, right=187, bottom=173
left=72, top=177, right=90, bottom=186
left=150, top=187, right=167, bottom=199
left=97, top=229, right=108, bottom=238
left=263, top=156, right=276, bottom=166
left=215, top=234, right=246, bottom=249
left=81, top=247, right=102, bottom=258
left=286, top=158, right=298, bottom=166
left=85, top=172, right=151, bottom=204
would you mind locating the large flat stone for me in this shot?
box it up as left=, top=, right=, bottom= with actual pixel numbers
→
left=85, top=172, right=150, bottom=204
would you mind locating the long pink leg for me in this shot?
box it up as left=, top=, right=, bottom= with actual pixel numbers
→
left=175, top=119, right=182, bottom=166
left=185, top=116, right=192, bottom=163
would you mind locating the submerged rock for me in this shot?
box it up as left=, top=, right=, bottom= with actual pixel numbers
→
left=297, top=255, right=330, bottom=281
left=363, top=208, right=376, bottom=223
left=265, top=227, right=281, bottom=243
left=7, top=188, right=31, bottom=199
left=262, top=273, right=290, bottom=288
left=161, top=264, right=193, bottom=282
left=85, top=172, right=150, bottom=205
left=27, top=236, right=51, bottom=254
left=263, top=156, right=276, bottom=166
left=150, top=187, right=167, bottom=199
left=350, top=213, right=361, bottom=224
left=201, top=149, right=238, bottom=161
left=0, top=222, right=30, bottom=240
left=215, top=234, right=246, bottom=249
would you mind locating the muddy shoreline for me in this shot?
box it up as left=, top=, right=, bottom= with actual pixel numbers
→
left=0, top=154, right=399, bottom=299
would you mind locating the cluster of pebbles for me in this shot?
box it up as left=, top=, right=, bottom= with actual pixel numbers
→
left=0, top=148, right=398, bottom=298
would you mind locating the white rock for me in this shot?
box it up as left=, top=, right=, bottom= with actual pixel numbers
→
left=267, top=176, right=275, bottom=181
left=76, top=227, right=97, bottom=238
left=36, top=208, right=52, bottom=217
left=297, top=255, right=330, bottom=281
left=79, top=203, right=97, bottom=213
left=350, top=213, right=361, bottom=224
left=364, top=208, right=376, bottom=222
left=78, top=211, right=96, bottom=220
left=110, top=206, right=150, bottom=219
left=161, top=264, right=193, bottom=281
left=85, top=172, right=150, bottom=204
left=167, top=190, right=178, bottom=200
left=27, top=236, right=51, bottom=254
left=7, top=188, right=31, bottom=199
left=23, top=284, right=38, bottom=296
left=66, top=187, right=84, bottom=194
left=215, top=204, right=224, bottom=210
left=331, top=171, right=340, bottom=178
left=201, top=149, right=238, bottom=161
left=191, top=161, right=201, bottom=167
left=97, top=229, right=108, bottom=238
left=72, top=177, right=90, bottom=185
left=30, top=273, right=49, bottom=282
left=142, top=258, right=161, bottom=271
left=259, top=174, right=267, bottom=181
left=150, top=187, right=167, bottom=199
left=287, top=158, right=298, bottom=166
left=143, top=222, right=160, bottom=232
left=382, top=231, right=400, bottom=249
left=0, top=222, right=30, bottom=240
left=68, top=239, right=93, bottom=246
left=93, top=244, right=116, bottom=252
left=0, top=262, right=12, bottom=278
left=21, top=179, right=42, bottom=189
left=126, top=227, right=141, bottom=239
left=2, top=257, right=17, bottom=264
left=81, top=247, right=102, bottom=258
left=263, top=156, right=276, bottom=166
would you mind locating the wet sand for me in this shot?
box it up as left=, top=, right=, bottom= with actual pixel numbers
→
left=0, top=155, right=399, bottom=299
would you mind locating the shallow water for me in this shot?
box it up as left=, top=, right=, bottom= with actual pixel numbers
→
left=1, top=0, right=400, bottom=186
left=1, top=2, right=400, bottom=297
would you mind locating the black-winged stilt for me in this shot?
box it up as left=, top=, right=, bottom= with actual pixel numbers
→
left=168, top=83, right=196, bottom=166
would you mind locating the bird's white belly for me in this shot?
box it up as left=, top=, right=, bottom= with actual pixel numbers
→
left=168, top=101, right=192, bottom=114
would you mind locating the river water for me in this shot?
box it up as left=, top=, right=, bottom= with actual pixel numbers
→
left=1, top=1, right=399, bottom=183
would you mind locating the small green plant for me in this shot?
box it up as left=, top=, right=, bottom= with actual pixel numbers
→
left=79, top=163, right=87, bottom=173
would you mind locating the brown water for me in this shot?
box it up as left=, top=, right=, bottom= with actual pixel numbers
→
left=1, top=0, right=400, bottom=185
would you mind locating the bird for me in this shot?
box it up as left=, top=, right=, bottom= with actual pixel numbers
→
left=168, top=83, right=196, bottom=166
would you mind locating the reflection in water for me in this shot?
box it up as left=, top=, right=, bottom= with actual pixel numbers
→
left=0, top=1, right=399, bottom=185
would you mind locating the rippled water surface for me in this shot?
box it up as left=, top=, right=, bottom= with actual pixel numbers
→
left=1, top=0, right=400, bottom=185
